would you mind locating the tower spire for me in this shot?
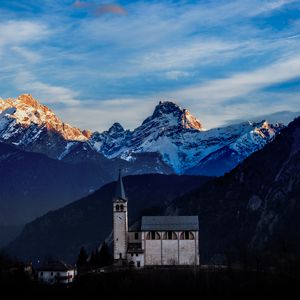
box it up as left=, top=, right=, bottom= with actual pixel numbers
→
left=115, top=169, right=127, bottom=201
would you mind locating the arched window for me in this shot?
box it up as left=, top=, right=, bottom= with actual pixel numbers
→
left=180, top=231, right=195, bottom=240
left=116, top=205, right=120, bottom=211
left=146, top=231, right=161, bottom=240
left=163, top=231, right=178, bottom=240
left=120, top=204, right=124, bottom=211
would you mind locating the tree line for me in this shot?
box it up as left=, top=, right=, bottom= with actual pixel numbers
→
left=76, top=242, right=113, bottom=273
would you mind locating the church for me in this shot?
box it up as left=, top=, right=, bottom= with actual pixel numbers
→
left=113, top=171, right=200, bottom=268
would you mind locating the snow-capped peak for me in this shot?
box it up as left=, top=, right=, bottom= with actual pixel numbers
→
left=152, top=101, right=182, bottom=118
left=0, top=95, right=287, bottom=176
left=0, top=94, right=89, bottom=142
left=108, top=122, right=125, bottom=134
left=15, top=94, right=43, bottom=109
left=142, top=101, right=203, bottom=131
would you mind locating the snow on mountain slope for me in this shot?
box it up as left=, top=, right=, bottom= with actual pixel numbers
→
left=0, top=94, right=91, bottom=158
left=0, top=95, right=287, bottom=175
left=90, top=122, right=131, bottom=158
left=185, top=121, right=284, bottom=176
left=90, top=101, right=284, bottom=174
left=0, top=94, right=91, bottom=140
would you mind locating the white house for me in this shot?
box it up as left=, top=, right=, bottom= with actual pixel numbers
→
left=37, top=261, right=76, bottom=284
left=113, top=170, right=200, bottom=268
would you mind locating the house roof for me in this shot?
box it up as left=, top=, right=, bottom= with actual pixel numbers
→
left=114, top=169, right=127, bottom=201
left=37, top=261, right=74, bottom=272
left=129, top=220, right=141, bottom=232
left=141, top=216, right=199, bottom=231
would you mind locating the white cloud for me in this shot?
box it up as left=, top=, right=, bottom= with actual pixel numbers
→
left=133, top=40, right=242, bottom=72
left=183, top=0, right=297, bottom=24
left=0, top=0, right=299, bottom=132
left=55, top=89, right=300, bottom=132
left=12, top=46, right=41, bottom=63
left=257, top=0, right=297, bottom=12
left=14, top=71, right=80, bottom=105
left=57, top=98, right=156, bottom=131
left=171, top=54, right=300, bottom=103
left=165, top=71, right=190, bottom=80
left=0, top=20, right=49, bottom=47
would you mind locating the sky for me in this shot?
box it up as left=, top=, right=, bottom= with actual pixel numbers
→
left=0, top=0, right=300, bottom=131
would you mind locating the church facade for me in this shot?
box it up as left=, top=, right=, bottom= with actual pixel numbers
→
left=113, top=171, right=200, bottom=268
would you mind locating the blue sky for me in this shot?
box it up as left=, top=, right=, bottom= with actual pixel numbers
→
left=0, top=0, right=299, bottom=131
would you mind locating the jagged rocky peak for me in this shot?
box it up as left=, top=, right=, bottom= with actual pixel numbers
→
left=152, top=101, right=182, bottom=118
left=0, top=94, right=89, bottom=142
left=261, top=120, right=270, bottom=128
left=108, top=122, right=125, bottom=134
left=181, top=108, right=203, bottom=130
left=82, top=129, right=93, bottom=139
left=145, top=100, right=203, bottom=130
left=251, top=119, right=285, bottom=138
left=15, top=94, right=42, bottom=109
left=249, top=119, right=269, bottom=128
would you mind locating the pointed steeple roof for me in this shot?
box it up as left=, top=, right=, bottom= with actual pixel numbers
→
left=114, top=169, right=127, bottom=201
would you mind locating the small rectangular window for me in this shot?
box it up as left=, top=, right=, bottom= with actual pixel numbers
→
left=134, top=232, right=139, bottom=240
left=136, top=253, right=138, bottom=257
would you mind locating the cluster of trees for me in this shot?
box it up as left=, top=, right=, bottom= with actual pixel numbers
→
left=76, top=242, right=113, bottom=273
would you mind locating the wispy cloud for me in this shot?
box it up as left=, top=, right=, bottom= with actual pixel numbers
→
left=0, top=20, right=49, bottom=48
left=73, top=0, right=89, bottom=8
left=132, top=40, right=243, bottom=72
left=172, top=54, right=300, bottom=103
left=73, top=1, right=126, bottom=16
left=14, top=71, right=80, bottom=106
left=95, top=4, right=127, bottom=16
left=0, top=0, right=299, bottom=131
left=12, top=46, right=41, bottom=63
left=58, top=97, right=155, bottom=131
left=165, top=71, right=191, bottom=80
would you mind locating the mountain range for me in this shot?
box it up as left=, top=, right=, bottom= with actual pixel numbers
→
left=0, top=94, right=298, bottom=251
left=0, top=94, right=287, bottom=175
left=7, top=116, right=300, bottom=264
left=167, top=116, right=300, bottom=263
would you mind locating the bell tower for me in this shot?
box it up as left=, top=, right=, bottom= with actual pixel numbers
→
left=113, top=169, right=128, bottom=262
